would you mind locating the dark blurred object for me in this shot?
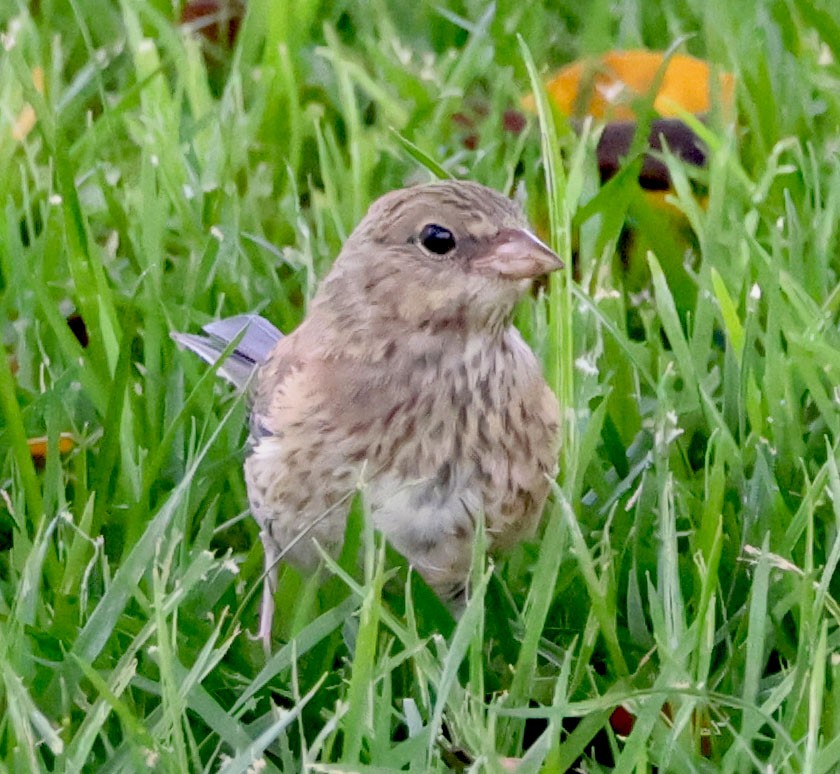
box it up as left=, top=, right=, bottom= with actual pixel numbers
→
left=180, top=0, right=245, bottom=47
left=597, top=117, right=707, bottom=190
left=452, top=105, right=528, bottom=151
left=609, top=705, right=636, bottom=735
left=502, top=109, right=527, bottom=134
left=67, top=313, right=89, bottom=348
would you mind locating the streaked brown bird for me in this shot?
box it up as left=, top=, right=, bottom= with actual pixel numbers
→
left=174, top=180, right=563, bottom=647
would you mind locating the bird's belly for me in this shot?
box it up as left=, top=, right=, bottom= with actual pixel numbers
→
left=367, top=472, right=481, bottom=595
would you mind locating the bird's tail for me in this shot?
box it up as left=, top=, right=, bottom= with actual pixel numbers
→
left=171, top=314, right=283, bottom=390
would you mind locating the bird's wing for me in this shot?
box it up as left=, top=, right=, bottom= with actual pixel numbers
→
left=248, top=321, right=317, bottom=439
left=248, top=318, right=388, bottom=448
left=171, top=314, right=283, bottom=390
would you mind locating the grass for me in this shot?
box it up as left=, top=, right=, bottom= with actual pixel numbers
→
left=2, top=0, right=840, bottom=770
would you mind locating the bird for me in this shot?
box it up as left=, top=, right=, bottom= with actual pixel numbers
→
left=173, top=179, right=563, bottom=648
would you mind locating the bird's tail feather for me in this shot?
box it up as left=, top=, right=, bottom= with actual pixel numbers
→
left=171, top=314, right=283, bottom=390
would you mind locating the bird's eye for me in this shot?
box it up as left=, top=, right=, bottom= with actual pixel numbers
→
left=419, top=223, right=456, bottom=255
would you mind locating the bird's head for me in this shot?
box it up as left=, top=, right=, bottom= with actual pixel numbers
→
left=316, top=180, right=563, bottom=337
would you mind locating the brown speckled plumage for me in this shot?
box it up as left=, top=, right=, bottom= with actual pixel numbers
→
left=179, top=180, right=562, bottom=647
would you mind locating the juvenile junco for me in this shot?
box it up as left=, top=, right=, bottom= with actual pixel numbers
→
left=175, top=180, right=562, bottom=646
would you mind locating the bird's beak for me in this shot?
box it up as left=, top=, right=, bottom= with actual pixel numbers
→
left=473, top=228, right=564, bottom=280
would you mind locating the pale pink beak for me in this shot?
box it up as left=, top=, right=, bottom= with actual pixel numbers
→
left=473, top=228, right=564, bottom=280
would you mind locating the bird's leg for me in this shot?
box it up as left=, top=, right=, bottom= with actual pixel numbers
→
left=258, top=534, right=278, bottom=654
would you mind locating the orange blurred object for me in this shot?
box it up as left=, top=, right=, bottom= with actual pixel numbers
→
left=27, top=433, right=75, bottom=462
left=539, top=49, right=735, bottom=122
left=527, top=50, right=735, bottom=192
left=12, top=66, right=44, bottom=142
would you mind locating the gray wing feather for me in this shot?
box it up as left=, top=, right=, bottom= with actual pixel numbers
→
left=172, top=314, right=284, bottom=390
left=202, top=314, right=283, bottom=363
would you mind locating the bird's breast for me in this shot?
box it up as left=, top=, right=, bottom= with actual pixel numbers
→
left=364, top=330, right=559, bottom=543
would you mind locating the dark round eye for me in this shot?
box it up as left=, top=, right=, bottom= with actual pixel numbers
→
left=419, top=223, right=456, bottom=255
